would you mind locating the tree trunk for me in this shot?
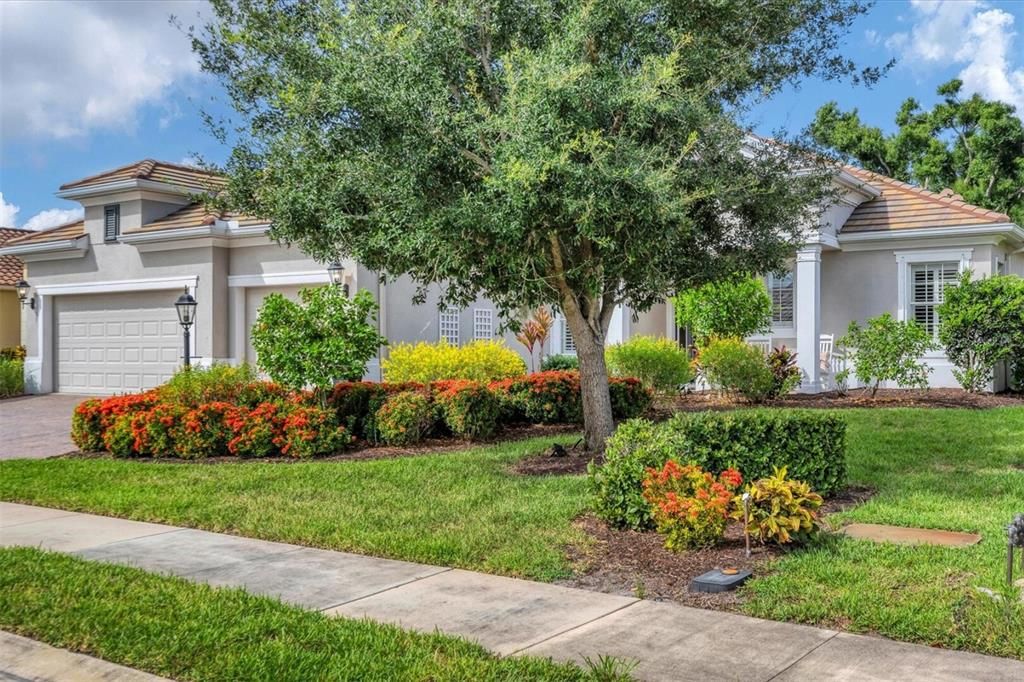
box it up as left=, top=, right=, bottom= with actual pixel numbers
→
left=562, top=305, right=615, bottom=453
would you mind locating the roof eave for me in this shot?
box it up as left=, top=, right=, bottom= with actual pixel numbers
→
left=56, top=178, right=216, bottom=200
left=838, top=222, right=1024, bottom=245
left=835, top=169, right=882, bottom=199
left=0, top=234, right=91, bottom=259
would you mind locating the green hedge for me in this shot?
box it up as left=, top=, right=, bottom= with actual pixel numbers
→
left=589, top=410, right=847, bottom=530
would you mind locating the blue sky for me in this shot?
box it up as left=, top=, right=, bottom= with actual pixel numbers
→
left=2, top=0, right=1023, bottom=230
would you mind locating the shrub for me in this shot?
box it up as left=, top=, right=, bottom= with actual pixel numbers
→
left=697, top=337, right=774, bottom=402
left=130, top=402, right=186, bottom=457
left=766, top=346, right=801, bottom=398
left=375, top=391, right=436, bottom=445
left=0, top=345, right=26, bottom=361
left=733, top=467, right=823, bottom=545
left=642, top=460, right=743, bottom=550
left=159, top=364, right=260, bottom=406
left=96, top=393, right=159, bottom=430
left=433, top=380, right=502, bottom=439
left=328, top=381, right=388, bottom=438
left=174, top=402, right=234, bottom=459
left=606, top=336, right=694, bottom=394
left=673, top=276, right=772, bottom=343
left=71, top=399, right=105, bottom=451
left=490, top=371, right=582, bottom=424
left=590, top=411, right=846, bottom=529
left=837, top=313, right=937, bottom=396
left=541, top=354, right=579, bottom=371
left=384, top=340, right=526, bottom=383
left=0, top=358, right=23, bottom=398
left=102, top=414, right=138, bottom=458
left=278, top=404, right=353, bottom=458
left=937, top=273, right=1024, bottom=392
left=608, top=377, right=653, bottom=419
left=226, top=403, right=284, bottom=458
left=252, top=287, right=387, bottom=393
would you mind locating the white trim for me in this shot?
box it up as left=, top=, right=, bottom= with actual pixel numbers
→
left=55, top=178, right=212, bottom=200
left=228, top=271, right=330, bottom=288
left=35, top=275, right=200, bottom=296
left=894, top=248, right=972, bottom=329
left=120, top=223, right=271, bottom=246
left=839, top=223, right=1023, bottom=244
left=0, top=235, right=89, bottom=259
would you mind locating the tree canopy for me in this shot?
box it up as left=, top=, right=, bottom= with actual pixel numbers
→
left=811, top=79, right=1024, bottom=225
left=191, top=0, right=878, bottom=449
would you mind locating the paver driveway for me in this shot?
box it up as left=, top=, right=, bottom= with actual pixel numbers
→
left=0, top=394, right=92, bottom=459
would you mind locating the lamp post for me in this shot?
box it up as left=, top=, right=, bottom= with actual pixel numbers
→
left=15, top=279, right=34, bottom=310
left=327, top=261, right=349, bottom=297
left=174, top=287, right=198, bottom=368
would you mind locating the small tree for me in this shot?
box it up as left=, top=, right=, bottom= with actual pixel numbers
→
left=515, top=307, right=553, bottom=373
left=938, top=273, right=1024, bottom=392
left=674, top=276, right=773, bottom=344
left=836, top=314, right=937, bottom=397
left=251, top=287, right=386, bottom=396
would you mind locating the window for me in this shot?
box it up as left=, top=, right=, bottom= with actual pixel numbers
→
left=473, top=308, right=493, bottom=340
left=439, top=308, right=460, bottom=346
left=103, top=205, right=120, bottom=242
left=768, top=271, right=794, bottom=326
left=909, top=262, right=958, bottom=339
left=562, top=320, right=576, bottom=354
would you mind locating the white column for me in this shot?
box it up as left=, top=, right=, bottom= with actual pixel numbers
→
left=38, top=294, right=53, bottom=393
left=230, top=287, right=247, bottom=365
left=795, top=245, right=822, bottom=393
left=665, top=299, right=676, bottom=341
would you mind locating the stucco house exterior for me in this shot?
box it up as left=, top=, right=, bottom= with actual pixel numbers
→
left=0, top=227, right=31, bottom=349
left=2, top=159, right=1022, bottom=395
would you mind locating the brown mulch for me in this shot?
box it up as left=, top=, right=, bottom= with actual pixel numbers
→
left=508, top=443, right=597, bottom=476
left=656, top=388, right=1024, bottom=415
left=561, top=485, right=876, bottom=611
left=58, top=423, right=580, bottom=465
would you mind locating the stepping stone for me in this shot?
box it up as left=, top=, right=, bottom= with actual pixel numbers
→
left=842, top=523, right=981, bottom=547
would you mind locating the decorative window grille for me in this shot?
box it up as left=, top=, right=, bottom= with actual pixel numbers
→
left=473, top=309, right=493, bottom=340
left=768, top=271, right=794, bottom=325
left=909, top=262, right=958, bottom=339
left=103, top=205, right=120, bottom=242
left=439, top=308, right=460, bottom=346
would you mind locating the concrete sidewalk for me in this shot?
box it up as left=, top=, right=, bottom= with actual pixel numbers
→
left=2, top=501, right=1021, bottom=681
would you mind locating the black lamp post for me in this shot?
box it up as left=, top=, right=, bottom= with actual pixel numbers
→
left=15, top=279, right=34, bottom=310
left=327, top=261, right=349, bottom=297
left=174, top=287, right=198, bottom=368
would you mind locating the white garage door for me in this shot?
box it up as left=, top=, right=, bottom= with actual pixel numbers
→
left=55, top=291, right=183, bottom=394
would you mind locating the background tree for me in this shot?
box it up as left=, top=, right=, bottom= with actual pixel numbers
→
left=811, top=79, right=1024, bottom=224
left=673, top=275, right=773, bottom=345
left=192, top=0, right=879, bottom=451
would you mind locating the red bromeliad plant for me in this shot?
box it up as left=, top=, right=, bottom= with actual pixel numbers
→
left=641, top=460, right=743, bottom=551
left=277, top=404, right=353, bottom=458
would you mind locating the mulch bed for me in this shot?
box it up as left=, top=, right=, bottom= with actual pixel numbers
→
left=657, top=388, right=1024, bottom=414
left=561, top=485, right=875, bottom=611
left=59, top=423, right=580, bottom=465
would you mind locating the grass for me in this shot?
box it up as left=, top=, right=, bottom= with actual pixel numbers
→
left=0, top=436, right=589, bottom=581
left=0, top=547, right=610, bottom=681
left=1, top=408, right=1022, bottom=659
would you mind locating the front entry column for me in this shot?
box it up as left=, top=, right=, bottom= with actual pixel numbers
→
left=795, top=245, right=822, bottom=393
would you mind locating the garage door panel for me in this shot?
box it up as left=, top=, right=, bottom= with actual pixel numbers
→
left=55, top=292, right=182, bottom=395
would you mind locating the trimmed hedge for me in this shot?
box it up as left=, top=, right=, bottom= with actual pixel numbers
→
left=489, top=371, right=652, bottom=425
left=590, top=410, right=847, bottom=530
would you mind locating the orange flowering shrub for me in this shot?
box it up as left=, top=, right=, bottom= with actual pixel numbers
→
left=174, top=402, right=234, bottom=459
left=277, top=404, right=353, bottom=458
left=130, top=402, right=186, bottom=457
left=489, top=371, right=582, bottom=424
left=102, top=413, right=138, bottom=457
left=71, top=398, right=105, bottom=451
left=226, top=402, right=283, bottom=458
left=432, top=379, right=501, bottom=439
left=642, top=460, right=743, bottom=551
left=375, top=391, right=436, bottom=445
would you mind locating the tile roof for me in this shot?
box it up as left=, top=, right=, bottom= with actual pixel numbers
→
left=843, top=166, right=1012, bottom=233
left=138, top=202, right=267, bottom=232
left=0, top=227, right=31, bottom=286
left=59, top=159, right=226, bottom=192
left=2, top=220, right=86, bottom=248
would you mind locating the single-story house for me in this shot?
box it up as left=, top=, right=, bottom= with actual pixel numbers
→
left=0, top=227, right=32, bottom=349
left=2, top=159, right=1021, bottom=395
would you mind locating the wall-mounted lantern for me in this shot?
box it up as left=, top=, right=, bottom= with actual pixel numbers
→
left=15, top=279, right=34, bottom=310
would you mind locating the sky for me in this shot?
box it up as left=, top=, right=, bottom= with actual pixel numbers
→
left=2, top=0, right=1023, bottom=231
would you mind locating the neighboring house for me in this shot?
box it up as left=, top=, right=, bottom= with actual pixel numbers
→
left=2, top=159, right=1022, bottom=395
left=0, top=227, right=32, bottom=349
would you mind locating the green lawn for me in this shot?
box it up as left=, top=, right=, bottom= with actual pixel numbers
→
left=0, top=548, right=611, bottom=682
left=1, top=408, right=1022, bottom=659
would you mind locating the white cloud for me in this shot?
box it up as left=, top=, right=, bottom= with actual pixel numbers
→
left=864, top=29, right=880, bottom=46
left=0, top=1, right=208, bottom=139
left=0, top=193, right=19, bottom=227
left=22, top=207, right=84, bottom=231
left=890, top=1, right=1024, bottom=112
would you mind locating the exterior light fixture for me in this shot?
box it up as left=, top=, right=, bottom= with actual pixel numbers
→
left=327, top=262, right=345, bottom=287
left=15, top=279, right=34, bottom=310
left=174, top=286, right=198, bottom=368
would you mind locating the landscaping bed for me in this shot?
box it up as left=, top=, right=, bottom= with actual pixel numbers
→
left=660, top=387, right=1024, bottom=413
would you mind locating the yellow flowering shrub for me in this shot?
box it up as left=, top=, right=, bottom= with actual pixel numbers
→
left=383, top=340, right=526, bottom=383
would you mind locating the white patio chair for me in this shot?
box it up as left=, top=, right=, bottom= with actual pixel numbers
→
left=819, top=333, right=834, bottom=372
left=747, top=336, right=772, bottom=356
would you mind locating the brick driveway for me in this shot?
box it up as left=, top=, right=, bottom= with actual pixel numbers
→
left=0, top=394, right=94, bottom=460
